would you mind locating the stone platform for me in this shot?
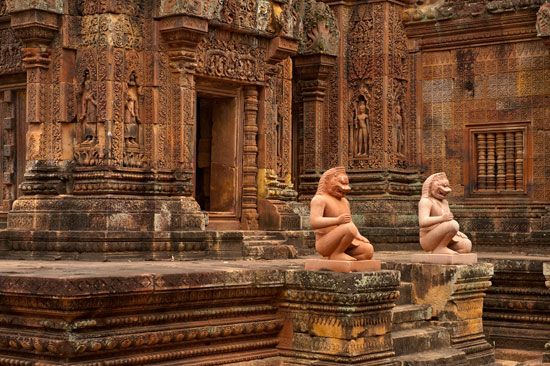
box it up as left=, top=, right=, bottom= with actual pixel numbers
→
left=0, top=256, right=497, bottom=365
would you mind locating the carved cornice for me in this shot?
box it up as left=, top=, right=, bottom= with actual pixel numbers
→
left=405, top=11, right=539, bottom=50
left=158, top=13, right=208, bottom=50
left=267, top=35, right=299, bottom=64
left=9, top=8, right=59, bottom=47
left=5, top=0, right=63, bottom=14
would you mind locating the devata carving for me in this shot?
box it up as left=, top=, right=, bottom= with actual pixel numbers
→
left=124, top=71, right=142, bottom=148
left=354, top=99, right=370, bottom=157
left=310, top=167, right=374, bottom=261
left=79, top=70, right=98, bottom=144
left=418, top=173, right=472, bottom=254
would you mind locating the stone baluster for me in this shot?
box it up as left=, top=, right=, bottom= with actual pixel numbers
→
left=477, top=133, right=487, bottom=190
left=496, top=132, right=505, bottom=190
left=242, top=86, right=260, bottom=229
left=505, top=131, right=515, bottom=190
left=486, top=133, right=496, bottom=190
left=515, top=131, right=524, bottom=191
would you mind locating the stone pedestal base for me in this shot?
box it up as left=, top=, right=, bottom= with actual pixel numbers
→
left=411, top=253, right=477, bottom=265
left=305, top=258, right=381, bottom=272
left=383, top=261, right=495, bottom=365
left=0, top=196, right=245, bottom=260
left=279, top=269, right=400, bottom=365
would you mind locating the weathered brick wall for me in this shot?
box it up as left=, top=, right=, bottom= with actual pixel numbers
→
left=419, top=41, right=550, bottom=201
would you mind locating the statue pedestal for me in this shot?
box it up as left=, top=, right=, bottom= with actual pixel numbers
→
left=304, top=258, right=381, bottom=272
left=279, top=269, right=400, bottom=365
left=411, top=253, right=477, bottom=265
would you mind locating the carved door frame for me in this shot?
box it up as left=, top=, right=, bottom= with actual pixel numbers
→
left=194, top=80, right=244, bottom=228
left=0, top=74, right=27, bottom=222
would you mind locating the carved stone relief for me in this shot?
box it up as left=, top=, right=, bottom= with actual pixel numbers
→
left=0, top=26, right=23, bottom=75
left=81, top=14, right=143, bottom=50
left=296, top=0, right=339, bottom=55
left=196, top=30, right=267, bottom=82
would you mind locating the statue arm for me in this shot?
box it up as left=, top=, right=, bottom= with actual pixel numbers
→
left=418, top=198, right=450, bottom=228
left=310, top=195, right=345, bottom=229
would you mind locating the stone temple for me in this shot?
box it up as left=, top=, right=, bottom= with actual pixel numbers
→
left=0, top=0, right=548, bottom=365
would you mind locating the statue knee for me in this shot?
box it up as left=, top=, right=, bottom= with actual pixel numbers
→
left=448, top=220, right=459, bottom=234
left=343, top=222, right=358, bottom=237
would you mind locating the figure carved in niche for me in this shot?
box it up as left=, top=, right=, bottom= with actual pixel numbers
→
left=310, top=167, right=373, bottom=261
left=79, top=70, right=98, bottom=143
left=395, top=104, right=405, bottom=154
left=418, top=172, right=472, bottom=254
left=125, top=71, right=142, bottom=148
left=353, top=98, right=370, bottom=156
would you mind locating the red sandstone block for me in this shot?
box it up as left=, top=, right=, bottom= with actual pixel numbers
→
left=304, top=259, right=381, bottom=273
left=410, top=253, right=478, bottom=265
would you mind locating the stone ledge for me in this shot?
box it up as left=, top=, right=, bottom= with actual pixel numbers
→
left=304, top=258, right=381, bottom=272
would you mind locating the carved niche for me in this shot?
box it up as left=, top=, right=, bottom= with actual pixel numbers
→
left=347, top=5, right=382, bottom=169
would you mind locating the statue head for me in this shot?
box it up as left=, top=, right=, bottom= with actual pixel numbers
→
left=422, top=172, right=451, bottom=200
left=316, top=166, right=351, bottom=199
left=357, top=100, right=366, bottom=113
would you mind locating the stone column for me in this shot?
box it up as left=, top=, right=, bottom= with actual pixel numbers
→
left=293, top=54, right=336, bottom=197
left=242, top=86, right=260, bottom=230
left=278, top=269, right=400, bottom=365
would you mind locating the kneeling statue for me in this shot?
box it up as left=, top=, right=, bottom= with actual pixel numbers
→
left=418, top=172, right=472, bottom=254
left=310, top=167, right=373, bottom=261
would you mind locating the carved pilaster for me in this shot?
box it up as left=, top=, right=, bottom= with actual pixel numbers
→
left=294, top=54, right=336, bottom=197
left=9, top=8, right=61, bottom=195
left=243, top=86, right=260, bottom=230
left=159, top=14, right=208, bottom=193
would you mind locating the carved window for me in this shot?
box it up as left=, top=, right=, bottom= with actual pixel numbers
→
left=467, top=123, right=530, bottom=195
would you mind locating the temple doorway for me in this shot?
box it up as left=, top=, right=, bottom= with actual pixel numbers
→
left=195, top=88, right=242, bottom=230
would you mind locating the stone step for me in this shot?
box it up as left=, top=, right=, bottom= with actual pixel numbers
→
left=244, top=244, right=297, bottom=260
left=392, top=304, right=432, bottom=331
left=392, top=326, right=451, bottom=356
left=397, top=281, right=413, bottom=305
left=396, top=347, right=468, bottom=365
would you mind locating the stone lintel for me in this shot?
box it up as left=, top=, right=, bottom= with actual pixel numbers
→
left=266, top=36, right=298, bottom=65
left=410, top=253, right=478, bottom=265
left=305, top=258, right=382, bottom=272
left=158, top=13, right=208, bottom=50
